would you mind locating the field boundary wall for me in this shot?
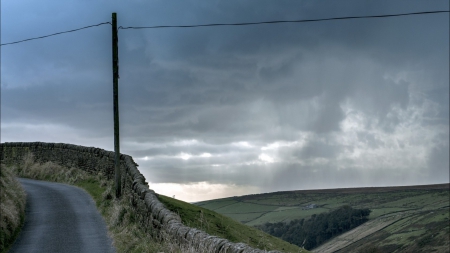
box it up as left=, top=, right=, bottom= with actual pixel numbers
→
left=0, top=142, right=278, bottom=253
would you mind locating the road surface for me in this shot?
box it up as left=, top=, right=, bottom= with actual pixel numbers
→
left=9, top=178, right=115, bottom=253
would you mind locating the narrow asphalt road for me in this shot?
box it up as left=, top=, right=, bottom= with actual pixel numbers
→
left=10, top=178, right=115, bottom=253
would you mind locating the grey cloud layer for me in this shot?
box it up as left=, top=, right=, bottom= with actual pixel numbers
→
left=2, top=0, right=448, bottom=195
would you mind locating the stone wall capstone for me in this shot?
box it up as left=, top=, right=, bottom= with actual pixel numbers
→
left=0, top=142, right=281, bottom=253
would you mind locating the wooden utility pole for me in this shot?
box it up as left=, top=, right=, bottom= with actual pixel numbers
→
left=112, top=13, right=121, bottom=198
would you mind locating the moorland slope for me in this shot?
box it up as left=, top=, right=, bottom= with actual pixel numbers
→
left=196, top=184, right=449, bottom=252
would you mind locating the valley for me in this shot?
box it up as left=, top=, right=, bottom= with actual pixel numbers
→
left=196, top=184, right=449, bottom=252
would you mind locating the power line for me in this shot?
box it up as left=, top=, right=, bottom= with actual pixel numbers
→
left=119, top=10, right=449, bottom=30
left=1, top=10, right=448, bottom=46
left=0, top=22, right=111, bottom=46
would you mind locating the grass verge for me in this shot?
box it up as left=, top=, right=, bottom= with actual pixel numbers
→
left=0, top=164, right=26, bottom=253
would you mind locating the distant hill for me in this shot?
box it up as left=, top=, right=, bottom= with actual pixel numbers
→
left=195, top=184, right=449, bottom=252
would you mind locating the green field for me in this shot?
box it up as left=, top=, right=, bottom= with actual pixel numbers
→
left=196, top=184, right=449, bottom=252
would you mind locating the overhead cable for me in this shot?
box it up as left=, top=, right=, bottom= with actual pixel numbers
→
left=119, top=10, right=449, bottom=30
left=1, top=22, right=111, bottom=46
left=1, top=10, right=448, bottom=46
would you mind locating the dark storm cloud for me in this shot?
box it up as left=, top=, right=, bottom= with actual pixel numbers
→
left=4, top=0, right=447, bottom=139
left=125, top=7, right=445, bottom=137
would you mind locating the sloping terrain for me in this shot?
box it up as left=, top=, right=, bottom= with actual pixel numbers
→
left=158, top=195, right=306, bottom=252
left=314, top=206, right=449, bottom=253
left=196, top=184, right=449, bottom=252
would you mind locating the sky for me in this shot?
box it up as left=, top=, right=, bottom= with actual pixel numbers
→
left=1, top=0, right=449, bottom=202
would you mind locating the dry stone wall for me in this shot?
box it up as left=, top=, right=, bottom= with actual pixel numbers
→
left=0, top=142, right=280, bottom=253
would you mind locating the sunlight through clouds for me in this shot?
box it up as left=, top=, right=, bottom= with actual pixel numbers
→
left=149, top=181, right=260, bottom=202
left=258, top=153, right=274, bottom=163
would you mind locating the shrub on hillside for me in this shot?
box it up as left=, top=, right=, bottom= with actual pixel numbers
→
left=257, top=205, right=371, bottom=250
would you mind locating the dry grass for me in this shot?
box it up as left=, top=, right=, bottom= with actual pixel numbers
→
left=11, top=153, right=92, bottom=184
left=3, top=153, right=211, bottom=253
left=0, top=163, right=26, bottom=253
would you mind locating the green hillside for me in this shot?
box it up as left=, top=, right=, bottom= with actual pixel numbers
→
left=196, top=184, right=449, bottom=252
left=158, top=195, right=305, bottom=252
